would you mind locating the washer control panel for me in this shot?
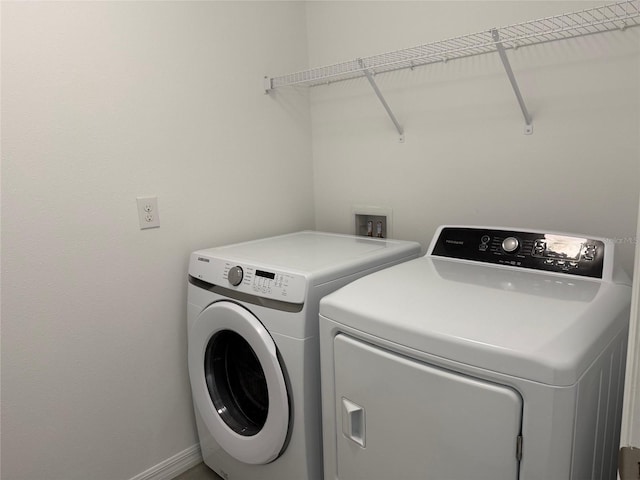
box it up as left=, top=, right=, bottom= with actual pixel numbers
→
left=430, top=227, right=605, bottom=278
left=188, top=254, right=307, bottom=303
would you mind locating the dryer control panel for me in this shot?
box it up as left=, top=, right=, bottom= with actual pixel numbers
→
left=430, top=227, right=606, bottom=279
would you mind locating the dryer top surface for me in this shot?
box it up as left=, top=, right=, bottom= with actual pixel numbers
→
left=320, top=256, right=631, bottom=386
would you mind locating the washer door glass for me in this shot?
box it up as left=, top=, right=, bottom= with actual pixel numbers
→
left=188, top=300, right=290, bottom=465
left=204, top=329, right=268, bottom=436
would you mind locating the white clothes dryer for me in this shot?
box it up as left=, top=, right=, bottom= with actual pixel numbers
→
left=319, top=226, right=632, bottom=480
left=187, top=231, right=420, bottom=480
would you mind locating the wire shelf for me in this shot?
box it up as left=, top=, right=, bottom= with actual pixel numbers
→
left=267, top=0, right=640, bottom=90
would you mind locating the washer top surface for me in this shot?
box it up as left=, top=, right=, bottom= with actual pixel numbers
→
left=189, top=231, right=421, bottom=305
left=197, top=231, right=414, bottom=273
left=320, top=226, right=632, bottom=386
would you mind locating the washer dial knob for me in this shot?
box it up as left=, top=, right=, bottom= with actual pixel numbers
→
left=502, top=237, right=520, bottom=253
left=228, top=266, right=244, bottom=286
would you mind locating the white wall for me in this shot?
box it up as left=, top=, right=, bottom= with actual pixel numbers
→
left=2, top=2, right=640, bottom=480
left=307, top=1, right=640, bottom=274
left=0, top=2, right=313, bottom=479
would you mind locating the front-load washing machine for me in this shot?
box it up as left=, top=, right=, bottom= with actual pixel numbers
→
left=319, top=226, right=632, bottom=480
left=187, top=231, right=420, bottom=480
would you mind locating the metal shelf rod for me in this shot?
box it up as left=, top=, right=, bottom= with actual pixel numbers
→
left=359, top=59, right=405, bottom=142
left=492, top=29, right=533, bottom=134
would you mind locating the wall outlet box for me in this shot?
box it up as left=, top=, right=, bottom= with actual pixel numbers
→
left=352, top=206, right=393, bottom=238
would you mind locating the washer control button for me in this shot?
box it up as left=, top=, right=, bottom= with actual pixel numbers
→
left=228, top=266, right=244, bottom=286
left=502, top=237, right=520, bottom=253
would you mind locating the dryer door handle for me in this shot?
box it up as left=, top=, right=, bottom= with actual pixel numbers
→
left=342, top=397, right=366, bottom=448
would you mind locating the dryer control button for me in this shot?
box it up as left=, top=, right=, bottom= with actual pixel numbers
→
left=502, top=237, right=520, bottom=253
left=228, top=266, right=244, bottom=286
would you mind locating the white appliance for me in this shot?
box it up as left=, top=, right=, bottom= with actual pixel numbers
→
left=319, top=226, right=632, bottom=480
left=187, top=231, right=420, bottom=480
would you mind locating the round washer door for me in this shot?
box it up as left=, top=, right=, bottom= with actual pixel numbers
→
left=188, top=301, right=289, bottom=465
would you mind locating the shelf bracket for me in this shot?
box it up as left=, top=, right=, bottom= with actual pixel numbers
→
left=358, top=59, right=405, bottom=143
left=264, top=76, right=273, bottom=94
left=491, top=29, right=533, bottom=135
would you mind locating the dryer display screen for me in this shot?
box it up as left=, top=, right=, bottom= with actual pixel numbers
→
left=544, top=236, right=583, bottom=260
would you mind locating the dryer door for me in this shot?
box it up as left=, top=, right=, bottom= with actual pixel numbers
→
left=333, top=334, right=522, bottom=480
left=188, top=301, right=289, bottom=465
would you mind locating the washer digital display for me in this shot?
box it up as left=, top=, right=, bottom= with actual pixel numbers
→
left=256, top=270, right=276, bottom=279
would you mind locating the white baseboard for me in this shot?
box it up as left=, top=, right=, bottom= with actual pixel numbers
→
left=129, top=444, right=202, bottom=480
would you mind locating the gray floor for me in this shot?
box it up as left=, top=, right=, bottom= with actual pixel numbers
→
left=173, top=463, right=222, bottom=480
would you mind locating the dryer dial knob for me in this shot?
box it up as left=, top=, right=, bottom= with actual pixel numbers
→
left=502, top=237, right=520, bottom=253
left=228, top=266, right=244, bottom=286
